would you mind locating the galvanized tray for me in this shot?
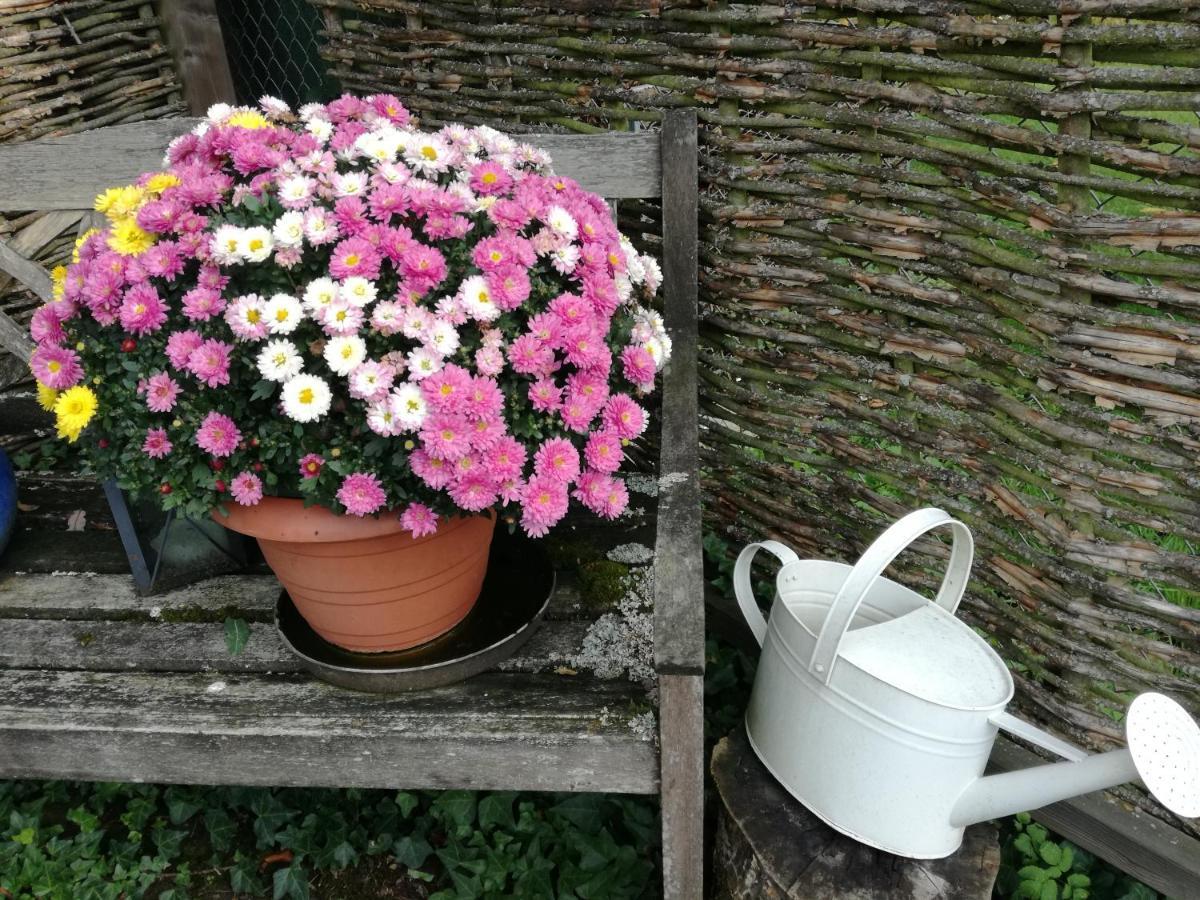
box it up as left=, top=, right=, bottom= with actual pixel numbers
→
left=275, top=527, right=555, bottom=693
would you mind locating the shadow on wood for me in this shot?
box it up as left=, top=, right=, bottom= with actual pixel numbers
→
left=712, top=727, right=1000, bottom=900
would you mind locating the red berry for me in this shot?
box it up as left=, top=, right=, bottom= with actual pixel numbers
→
left=214, top=479, right=227, bottom=493
left=97, top=438, right=109, bottom=449
left=120, top=338, right=136, bottom=352
left=210, top=459, right=225, bottom=471
left=252, top=462, right=263, bottom=472
left=250, top=437, right=260, bottom=447
left=159, top=483, right=172, bottom=495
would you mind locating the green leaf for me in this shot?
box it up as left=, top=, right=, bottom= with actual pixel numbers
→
left=1059, top=845, right=1074, bottom=872
left=251, top=380, right=277, bottom=402
left=431, top=791, right=476, bottom=830
left=11, top=826, right=34, bottom=845
left=273, top=865, right=310, bottom=900
left=331, top=840, right=357, bottom=868
left=394, top=835, right=432, bottom=868
left=166, top=795, right=200, bottom=826
left=550, top=795, right=604, bottom=834
left=224, top=618, right=250, bottom=656
left=1040, top=881, right=1058, bottom=900
left=478, top=793, right=516, bottom=832
left=1019, top=867, right=1048, bottom=883
left=230, top=856, right=263, bottom=894
left=1040, top=842, right=1063, bottom=867
left=204, top=807, right=236, bottom=852
left=1067, top=874, right=1090, bottom=888
left=394, top=792, right=418, bottom=818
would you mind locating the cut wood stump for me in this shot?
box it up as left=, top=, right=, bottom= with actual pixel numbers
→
left=712, top=727, right=1001, bottom=900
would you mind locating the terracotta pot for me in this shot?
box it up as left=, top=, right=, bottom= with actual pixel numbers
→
left=217, top=498, right=496, bottom=652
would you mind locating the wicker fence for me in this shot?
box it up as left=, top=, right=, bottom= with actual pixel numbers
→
left=309, top=0, right=1200, bottom=836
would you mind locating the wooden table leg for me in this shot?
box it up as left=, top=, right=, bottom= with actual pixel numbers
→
left=659, top=672, right=705, bottom=900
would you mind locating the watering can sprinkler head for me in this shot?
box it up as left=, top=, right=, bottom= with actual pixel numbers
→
left=950, top=693, right=1200, bottom=829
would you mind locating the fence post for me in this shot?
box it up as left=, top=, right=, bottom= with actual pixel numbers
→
left=157, top=0, right=236, bottom=113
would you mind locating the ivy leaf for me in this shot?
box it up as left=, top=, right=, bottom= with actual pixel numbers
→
left=431, top=791, right=476, bottom=830
left=394, top=835, right=432, bottom=868
left=550, top=795, right=604, bottom=834
left=166, top=795, right=200, bottom=825
left=230, top=856, right=263, bottom=894
left=1039, top=842, right=1062, bottom=867
left=394, top=791, right=418, bottom=818
left=11, top=826, right=35, bottom=845
left=273, top=864, right=310, bottom=900
left=251, top=379, right=277, bottom=402
left=331, top=840, right=357, bottom=868
left=204, top=807, right=236, bottom=852
left=224, top=617, right=250, bottom=656
left=478, top=793, right=516, bottom=832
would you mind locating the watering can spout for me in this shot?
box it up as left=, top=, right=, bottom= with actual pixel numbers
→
left=951, top=693, right=1200, bottom=829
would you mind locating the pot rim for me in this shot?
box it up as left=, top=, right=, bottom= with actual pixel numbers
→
left=215, top=496, right=495, bottom=544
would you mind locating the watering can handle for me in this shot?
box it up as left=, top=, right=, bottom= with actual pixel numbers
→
left=809, top=508, right=974, bottom=685
left=733, top=540, right=800, bottom=647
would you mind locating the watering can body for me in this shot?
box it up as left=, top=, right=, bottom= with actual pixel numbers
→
left=735, top=509, right=1200, bottom=859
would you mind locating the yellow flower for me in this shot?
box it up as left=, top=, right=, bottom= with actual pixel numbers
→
left=226, top=109, right=270, bottom=130
left=73, top=228, right=100, bottom=262
left=50, top=265, right=67, bottom=300
left=36, top=382, right=59, bottom=412
left=53, top=385, right=97, bottom=443
left=108, top=219, right=156, bottom=256
left=93, top=187, right=123, bottom=214
left=104, top=186, right=146, bottom=223
left=145, top=172, right=181, bottom=194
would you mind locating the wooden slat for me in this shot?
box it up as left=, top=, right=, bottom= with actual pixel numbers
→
left=158, top=0, right=236, bottom=115
left=654, top=109, right=704, bottom=675
left=0, top=572, right=281, bottom=619
left=0, top=616, right=592, bottom=675
left=988, top=739, right=1200, bottom=900
left=0, top=669, right=659, bottom=793
left=0, top=210, right=81, bottom=295
left=0, top=121, right=663, bottom=211
left=658, top=673, right=705, bottom=900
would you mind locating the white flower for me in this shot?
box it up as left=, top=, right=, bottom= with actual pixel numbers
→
left=404, top=134, right=451, bottom=175
left=282, top=374, right=332, bottom=422
left=265, top=294, right=303, bottom=335
left=641, top=255, right=662, bottom=294
left=331, top=171, right=368, bottom=198
left=257, top=339, right=303, bottom=382
left=303, top=277, right=338, bottom=313
left=324, top=335, right=366, bottom=376
left=406, top=347, right=443, bottom=380
left=238, top=226, right=273, bottom=263
left=367, top=399, right=400, bottom=436
left=615, top=272, right=633, bottom=303
left=210, top=225, right=244, bottom=265
left=550, top=244, right=580, bottom=275
left=621, top=236, right=646, bottom=284
left=340, top=277, right=377, bottom=308
left=391, top=382, right=428, bottom=429
left=272, top=210, right=305, bottom=248
left=401, top=306, right=432, bottom=340
left=298, top=102, right=325, bottom=122
left=259, top=95, right=290, bottom=118
left=306, top=117, right=333, bottom=143
left=643, top=337, right=666, bottom=367
left=376, top=161, right=410, bottom=185
left=303, top=209, right=335, bottom=244
left=426, top=319, right=460, bottom=358
left=278, top=175, right=314, bottom=206
left=206, top=102, right=233, bottom=123
left=458, top=275, right=499, bottom=323
left=545, top=205, right=578, bottom=241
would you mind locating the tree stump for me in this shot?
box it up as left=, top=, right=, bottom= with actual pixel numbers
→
left=712, top=727, right=1001, bottom=900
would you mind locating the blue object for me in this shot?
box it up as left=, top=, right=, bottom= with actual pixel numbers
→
left=0, top=449, right=16, bottom=557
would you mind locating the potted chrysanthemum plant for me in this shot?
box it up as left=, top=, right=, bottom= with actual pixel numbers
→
left=28, top=94, right=669, bottom=652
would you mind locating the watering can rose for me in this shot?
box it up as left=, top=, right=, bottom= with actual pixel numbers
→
left=27, top=94, right=669, bottom=537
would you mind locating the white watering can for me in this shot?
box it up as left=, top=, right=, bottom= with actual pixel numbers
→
left=735, top=508, right=1200, bottom=859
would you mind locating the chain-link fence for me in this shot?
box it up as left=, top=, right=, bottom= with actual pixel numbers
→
left=215, top=0, right=338, bottom=108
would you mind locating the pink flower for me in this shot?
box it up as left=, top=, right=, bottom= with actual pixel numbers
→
left=600, top=475, right=629, bottom=519
left=400, top=502, right=438, bottom=538
left=30, top=345, right=82, bottom=389
left=140, top=241, right=185, bottom=280
left=225, top=294, right=269, bottom=341
left=369, top=93, right=410, bottom=125
left=421, top=364, right=472, bottom=412
left=119, top=284, right=168, bottom=335
left=528, top=378, right=562, bottom=413
left=187, top=339, right=233, bottom=388
left=486, top=436, right=527, bottom=482
left=534, top=438, right=581, bottom=485
left=464, top=376, right=503, bottom=421
left=411, top=448, right=454, bottom=489
left=620, top=344, right=656, bottom=388
left=584, top=429, right=624, bottom=474
left=165, top=330, right=204, bottom=369
left=194, top=411, right=241, bottom=457
left=230, top=471, right=264, bottom=506
left=29, top=305, right=66, bottom=346
left=469, top=161, right=513, bottom=196
left=337, top=471, right=387, bottom=516
left=488, top=199, right=532, bottom=231
left=399, top=244, right=447, bottom=292
left=561, top=326, right=606, bottom=370
left=449, top=473, right=497, bottom=512
left=475, top=345, right=504, bottom=377
left=420, top=413, right=472, bottom=462
left=520, top=474, right=569, bottom=538
left=486, top=268, right=531, bottom=312
left=509, top=334, right=554, bottom=377
left=603, top=394, right=647, bottom=439
left=298, top=453, right=324, bottom=479
left=145, top=372, right=181, bottom=413
left=181, top=286, right=226, bottom=321
left=472, top=236, right=517, bottom=273
left=329, top=236, right=382, bottom=280
left=142, top=428, right=172, bottom=459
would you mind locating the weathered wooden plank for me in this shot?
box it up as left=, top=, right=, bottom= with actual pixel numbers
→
left=0, top=528, right=130, bottom=574
left=659, top=673, right=705, bottom=900
left=0, top=669, right=659, bottom=793
left=158, top=0, right=236, bottom=115
left=989, top=739, right=1200, bottom=900
left=0, top=572, right=281, bottom=619
left=0, top=237, right=53, bottom=303
left=0, top=305, right=33, bottom=361
left=0, top=615, right=595, bottom=675
left=0, top=121, right=663, bottom=211
left=13, top=473, right=113, bottom=529
left=0, top=210, right=81, bottom=296
left=654, top=109, right=704, bottom=676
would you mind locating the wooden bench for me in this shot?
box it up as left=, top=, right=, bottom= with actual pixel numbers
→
left=0, top=110, right=705, bottom=899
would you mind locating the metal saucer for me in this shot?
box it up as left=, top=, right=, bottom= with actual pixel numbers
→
left=274, top=527, right=555, bottom=693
